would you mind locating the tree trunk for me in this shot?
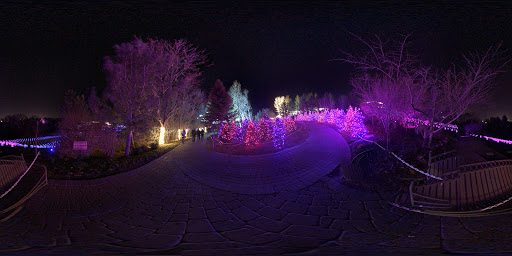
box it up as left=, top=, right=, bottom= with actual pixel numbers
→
left=125, top=128, right=133, bottom=156
left=427, top=120, right=434, bottom=148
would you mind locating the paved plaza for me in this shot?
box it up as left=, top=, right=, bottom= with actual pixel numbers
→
left=1, top=123, right=512, bottom=255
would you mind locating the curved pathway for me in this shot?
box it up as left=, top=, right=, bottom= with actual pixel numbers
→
left=176, top=123, right=347, bottom=194
left=0, top=123, right=511, bottom=255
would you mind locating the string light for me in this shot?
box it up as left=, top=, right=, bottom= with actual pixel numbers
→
left=244, top=121, right=257, bottom=145
left=256, top=118, right=272, bottom=142
left=272, top=118, right=286, bottom=149
left=235, top=120, right=249, bottom=142
left=219, top=120, right=236, bottom=142
left=284, top=116, right=296, bottom=134
left=0, top=135, right=61, bottom=149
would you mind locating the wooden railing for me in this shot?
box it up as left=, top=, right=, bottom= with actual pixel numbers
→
left=399, top=159, right=512, bottom=214
left=0, top=156, right=28, bottom=195
left=0, top=154, right=47, bottom=222
left=426, top=150, right=459, bottom=178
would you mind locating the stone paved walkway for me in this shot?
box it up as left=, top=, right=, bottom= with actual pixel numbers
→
left=1, top=123, right=512, bottom=255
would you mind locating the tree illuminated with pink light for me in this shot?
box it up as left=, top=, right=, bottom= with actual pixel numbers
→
left=256, top=117, right=272, bottom=143
left=244, top=121, right=257, bottom=145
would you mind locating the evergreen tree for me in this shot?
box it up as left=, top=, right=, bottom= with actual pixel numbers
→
left=235, top=120, right=249, bottom=141
left=228, top=81, right=252, bottom=122
left=256, top=116, right=272, bottom=142
left=284, top=117, right=296, bottom=134
left=219, top=120, right=236, bottom=142
left=272, top=118, right=286, bottom=149
left=244, top=121, right=257, bottom=145
left=294, top=95, right=300, bottom=112
left=335, top=109, right=345, bottom=131
left=205, top=79, right=232, bottom=129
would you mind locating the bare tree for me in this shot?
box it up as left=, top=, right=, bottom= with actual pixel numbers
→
left=353, top=75, right=408, bottom=149
left=318, top=92, right=335, bottom=110
left=170, top=75, right=205, bottom=135
left=146, top=39, right=207, bottom=144
left=104, top=38, right=153, bottom=156
left=335, top=34, right=417, bottom=148
left=336, top=33, right=508, bottom=152
left=335, top=33, right=417, bottom=84
left=410, top=44, right=508, bottom=147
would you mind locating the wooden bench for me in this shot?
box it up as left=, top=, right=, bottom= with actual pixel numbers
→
left=0, top=154, right=47, bottom=222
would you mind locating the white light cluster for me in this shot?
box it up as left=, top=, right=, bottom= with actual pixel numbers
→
left=403, top=118, right=459, bottom=132
left=469, top=134, right=512, bottom=145
left=0, top=135, right=61, bottom=149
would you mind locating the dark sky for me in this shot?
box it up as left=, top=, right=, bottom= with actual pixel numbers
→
left=1, top=1, right=511, bottom=119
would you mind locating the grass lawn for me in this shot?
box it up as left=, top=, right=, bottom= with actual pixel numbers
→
left=206, top=127, right=310, bottom=156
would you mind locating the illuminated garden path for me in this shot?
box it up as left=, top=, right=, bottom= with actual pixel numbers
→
left=176, top=123, right=348, bottom=194
left=1, top=123, right=512, bottom=255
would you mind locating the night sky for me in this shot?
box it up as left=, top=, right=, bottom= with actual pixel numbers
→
left=1, top=1, right=511, bottom=119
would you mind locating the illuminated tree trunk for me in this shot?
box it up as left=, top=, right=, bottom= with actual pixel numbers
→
left=159, top=126, right=165, bottom=145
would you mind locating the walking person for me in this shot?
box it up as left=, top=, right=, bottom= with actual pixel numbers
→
left=181, top=129, right=186, bottom=144
left=192, top=128, right=196, bottom=142
left=200, top=128, right=204, bottom=140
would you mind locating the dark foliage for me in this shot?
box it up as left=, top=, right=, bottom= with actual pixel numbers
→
left=205, top=79, right=232, bottom=128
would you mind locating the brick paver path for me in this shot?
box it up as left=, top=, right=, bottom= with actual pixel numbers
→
left=1, top=123, right=512, bottom=255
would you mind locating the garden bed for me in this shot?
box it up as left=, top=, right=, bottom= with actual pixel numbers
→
left=206, top=127, right=310, bottom=156
left=0, top=140, right=182, bottom=180
left=45, top=142, right=181, bottom=180
left=338, top=122, right=459, bottom=191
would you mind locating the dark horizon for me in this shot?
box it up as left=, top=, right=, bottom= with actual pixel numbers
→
left=1, top=1, right=512, bottom=119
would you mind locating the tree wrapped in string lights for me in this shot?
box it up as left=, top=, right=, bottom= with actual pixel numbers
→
left=217, top=122, right=225, bottom=139
left=256, top=116, right=272, bottom=142
left=284, top=117, right=296, bottom=134
left=343, top=106, right=355, bottom=133
left=344, top=106, right=367, bottom=138
left=235, top=120, right=249, bottom=142
left=310, top=111, right=319, bottom=122
left=327, top=110, right=336, bottom=124
left=272, top=118, right=286, bottom=149
left=351, top=107, right=368, bottom=138
left=244, top=121, right=257, bottom=145
left=334, top=109, right=345, bottom=131
left=318, top=110, right=327, bottom=123
left=295, top=113, right=305, bottom=121
left=219, top=120, right=236, bottom=142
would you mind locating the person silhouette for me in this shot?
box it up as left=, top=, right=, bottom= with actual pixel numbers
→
left=181, top=129, right=186, bottom=144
